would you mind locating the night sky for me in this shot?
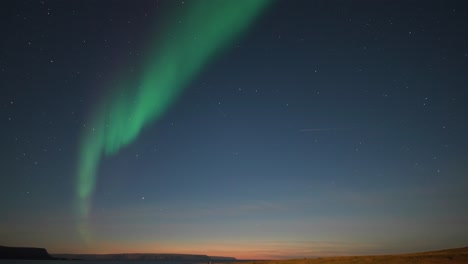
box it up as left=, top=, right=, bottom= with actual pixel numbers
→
left=1, top=0, right=468, bottom=259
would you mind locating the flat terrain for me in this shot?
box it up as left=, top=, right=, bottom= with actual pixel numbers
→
left=243, top=247, right=468, bottom=264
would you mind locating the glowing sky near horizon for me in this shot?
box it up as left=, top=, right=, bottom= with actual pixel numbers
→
left=76, top=0, right=270, bottom=229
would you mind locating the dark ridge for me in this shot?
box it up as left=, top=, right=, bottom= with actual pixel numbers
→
left=52, top=253, right=237, bottom=261
left=0, top=245, right=53, bottom=260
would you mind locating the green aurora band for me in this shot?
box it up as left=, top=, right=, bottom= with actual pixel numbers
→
left=76, top=0, right=270, bottom=237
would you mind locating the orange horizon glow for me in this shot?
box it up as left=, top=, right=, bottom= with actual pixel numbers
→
left=46, top=240, right=387, bottom=260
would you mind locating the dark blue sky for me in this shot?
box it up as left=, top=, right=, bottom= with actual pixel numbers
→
left=1, top=0, right=468, bottom=259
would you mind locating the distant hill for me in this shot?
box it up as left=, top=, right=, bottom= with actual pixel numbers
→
left=0, top=245, right=53, bottom=260
left=239, top=247, right=468, bottom=264
left=404, top=246, right=468, bottom=256
left=52, top=253, right=237, bottom=262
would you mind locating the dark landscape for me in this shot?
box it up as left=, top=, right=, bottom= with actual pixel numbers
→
left=242, top=247, right=468, bottom=264
left=0, top=245, right=237, bottom=262
left=2, top=245, right=468, bottom=263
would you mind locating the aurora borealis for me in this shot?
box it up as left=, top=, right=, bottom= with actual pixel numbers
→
left=2, top=0, right=468, bottom=260
left=76, top=0, right=270, bottom=236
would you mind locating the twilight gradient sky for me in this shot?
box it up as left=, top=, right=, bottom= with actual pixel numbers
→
left=1, top=0, right=468, bottom=259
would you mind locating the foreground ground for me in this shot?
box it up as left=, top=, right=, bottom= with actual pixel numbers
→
left=243, top=247, right=468, bottom=264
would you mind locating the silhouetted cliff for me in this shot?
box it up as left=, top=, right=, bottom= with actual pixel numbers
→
left=0, top=245, right=53, bottom=260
